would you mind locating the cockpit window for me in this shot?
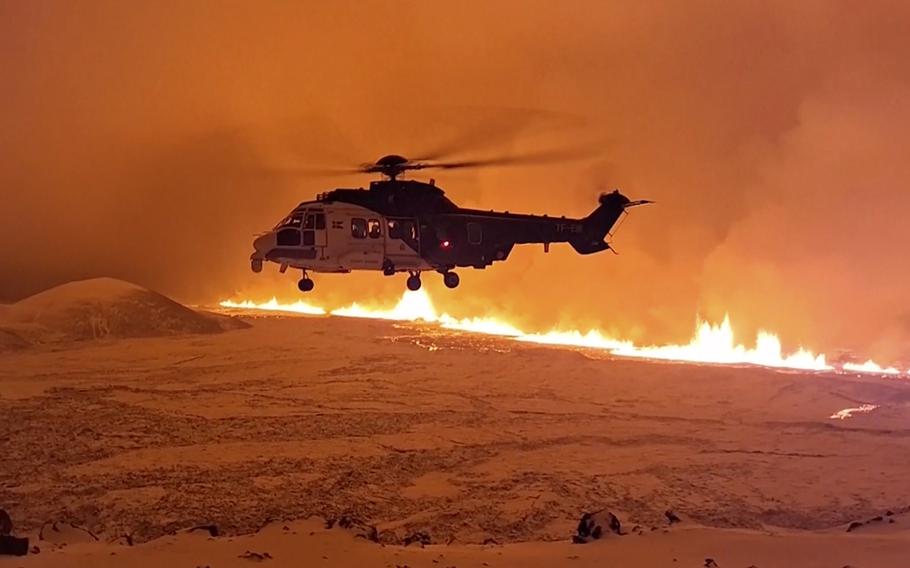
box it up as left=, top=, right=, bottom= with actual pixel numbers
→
left=275, top=211, right=303, bottom=230
left=277, top=228, right=301, bottom=246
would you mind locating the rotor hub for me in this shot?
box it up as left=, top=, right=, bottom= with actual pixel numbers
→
left=368, top=154, right=413, bottom=180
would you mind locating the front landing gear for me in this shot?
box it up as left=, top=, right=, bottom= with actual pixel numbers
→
left=442, top=271, right=460, bottom=289
left=298, top=270, right=314, bottom=292
left=382, top=258, right=396, bottom=276
left=406, top=272, right=422, bottom=291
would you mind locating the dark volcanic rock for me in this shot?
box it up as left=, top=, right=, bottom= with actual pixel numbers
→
left=327, top=515, right=379, bottom=542
left=0, top=509, right=11, bottom=536
left=0, top=510, right=29, bottom=556
left=573, top=510, right=622, bottom=543
left=110, top=533, right=134, bottom=546
left=402, top=531, right=431, bottom=547
left=0, top=535, right=29, bottom=556
left=188, top=524, right=220, bottom=537
left=238, top=550, right=272, bottom=561
left=665, top=510, right=682, bottom=524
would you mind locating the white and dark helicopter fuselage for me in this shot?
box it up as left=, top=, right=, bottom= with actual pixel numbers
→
left=251, top=157, right=648, bottom=292
left=252, top=198, right=434, bottom=276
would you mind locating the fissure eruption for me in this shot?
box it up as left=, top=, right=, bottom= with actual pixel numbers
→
left=220, top=290, right=907, bottom=377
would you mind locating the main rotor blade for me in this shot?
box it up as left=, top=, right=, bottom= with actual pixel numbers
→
left=410, top=107, right=587, bottom=162
left=254, top=165, right=363, bottom=178
left=420, top=146, right=601, bottom=170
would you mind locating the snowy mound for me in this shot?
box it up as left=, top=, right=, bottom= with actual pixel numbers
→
left=2, top=278, right=243, bottom=342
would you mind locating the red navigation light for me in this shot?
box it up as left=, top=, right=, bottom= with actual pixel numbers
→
left=441, top=240, right=452, bottom=249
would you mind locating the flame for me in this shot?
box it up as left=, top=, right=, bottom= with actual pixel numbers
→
left=440, top=315, right=525, bottom=337
left=219, top=297, right=325, bottom=315
left=219, top=289, right=905, bottom=376
left=609, top=317, right=830, bottom=370
left=842, top=360, right=901, bottom=375
left=331, top=288, right=438, bottom=321
left=517, top=329, right=632, bottom=351
left=327, top=288, right=525, bottom=336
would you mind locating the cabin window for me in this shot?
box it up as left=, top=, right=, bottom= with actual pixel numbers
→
left=389, top=219, right=416, bottom=240
left=467, top=222, right=483, bottom=245
left=388, top=218, right=419, bottom=251
left=302, top=231, right=315, bottom=246
left=351, top=218, right=367, bottom=239
left=314, top=213, right=325, bottom=230
left=368, top=219, right=381, bottom=239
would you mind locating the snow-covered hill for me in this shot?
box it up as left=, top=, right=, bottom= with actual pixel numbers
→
left=0, top=278, right=247, bottom=346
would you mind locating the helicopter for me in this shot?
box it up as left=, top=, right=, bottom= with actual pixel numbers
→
left=250, top=153, right=650, bottom=292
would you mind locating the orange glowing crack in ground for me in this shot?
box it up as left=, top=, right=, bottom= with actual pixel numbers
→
left=221, top=289, right=906, bottom=379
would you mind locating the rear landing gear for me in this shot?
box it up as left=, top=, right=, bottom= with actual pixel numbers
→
left=298, top=270, right=314, bottom=292
left=406, top=272, right=422, bottom=291
left=442, top=271, right=460, bottom=289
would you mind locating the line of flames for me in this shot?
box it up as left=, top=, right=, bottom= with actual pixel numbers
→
left=219, top=289, right=907, bottom=376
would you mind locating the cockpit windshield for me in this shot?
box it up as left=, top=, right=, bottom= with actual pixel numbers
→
left=274, top=210, right=303, bottom=230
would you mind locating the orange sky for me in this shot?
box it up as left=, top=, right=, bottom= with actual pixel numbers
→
left=2, top=1, right=909, bottom=358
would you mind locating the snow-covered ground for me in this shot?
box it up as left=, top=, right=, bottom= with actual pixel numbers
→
left=2, top=285, right=910, bottom=566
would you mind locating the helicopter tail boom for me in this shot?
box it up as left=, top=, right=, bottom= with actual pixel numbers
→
left=569, top=190, right=636, bottom=255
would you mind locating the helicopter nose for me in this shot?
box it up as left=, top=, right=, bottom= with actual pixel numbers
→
left=250, top=232, right=275, bottom=273
left=252, top=232, right=276, bottom=255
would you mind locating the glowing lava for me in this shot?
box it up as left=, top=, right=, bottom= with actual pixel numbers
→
left=329, top=288, right=524, bottom=336
left=331, top=288, right=438, bottom=321
left=219, top=289, right=904, bottom=376
left=609, top=317, right=830, bottom=370
left=842, top=360, right=901, bottom=375
left=219, top=297, right=325, bottom=315
left=829, top=404, right=879, bottom=420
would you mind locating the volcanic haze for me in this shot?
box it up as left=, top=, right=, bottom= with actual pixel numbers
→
left=3, top=1, right=910, bottom=359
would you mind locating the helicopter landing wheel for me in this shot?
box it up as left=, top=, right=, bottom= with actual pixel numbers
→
left=298, top=277, right=315, bottom=292
left=382, top=258, right=396, bottom=276
left=406, top=273, right=422, bottom=291
left=443, top=271, right=460, bottom=289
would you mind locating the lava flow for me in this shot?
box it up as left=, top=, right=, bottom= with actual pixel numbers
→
left=220, top=289, right=906, bottom=377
